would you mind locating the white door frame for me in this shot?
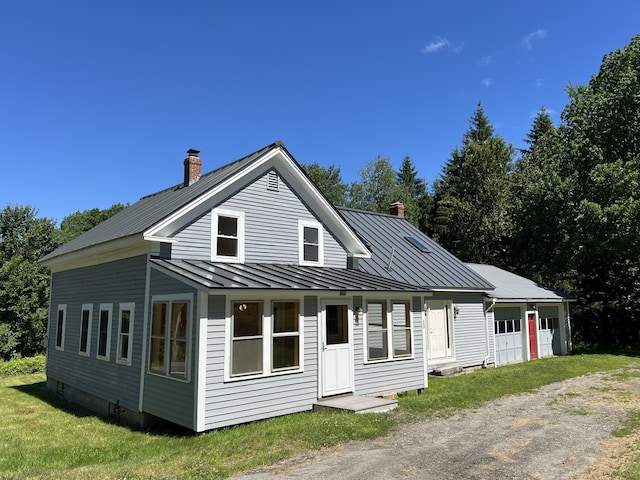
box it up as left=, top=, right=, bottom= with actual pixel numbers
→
left=319, top=299, right=354, bottom=397
left=427, top=299, right=454, bottom=360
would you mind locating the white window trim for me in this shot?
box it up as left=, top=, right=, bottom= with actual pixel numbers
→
left=224, top=295, right=305, bottom=382
left=212, top=208, right=245, bottom=263
left=116, top=302, right=135, bottom=366
left=147, top=294, right=193, bottom=383
left=362, top=298, right=415, bottom=364
left=298, top=220, right=324, bottom=266
left=97, top=303, right=113, bottom=361
left=55, top=304, right=67, bottom=351
left=79, top=303, right=93, bottom=357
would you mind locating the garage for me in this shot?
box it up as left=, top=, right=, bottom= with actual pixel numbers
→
left=494, top=306, right=524, bottom=365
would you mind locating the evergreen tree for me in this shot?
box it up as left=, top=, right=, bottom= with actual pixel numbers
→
left=396, top=156, right=431, bottom=231
left=300, top=163, right=348, bottom=207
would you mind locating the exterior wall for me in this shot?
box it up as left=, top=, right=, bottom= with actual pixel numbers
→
left=427, top=293, right=489, bottom=371
left=353, top=295, right=427, bottom=395
left=142, top=268, right=199, bottom=429
left=46, top=255, right=147, bottom=416
left=202, top=294, right=319, bottom=430
left=170, top=170, right=347, bottom=267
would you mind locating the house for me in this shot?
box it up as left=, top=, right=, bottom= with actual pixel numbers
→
left=465, top=263, right=575, bottom=366
left=41, top=142, right=433, bottom=431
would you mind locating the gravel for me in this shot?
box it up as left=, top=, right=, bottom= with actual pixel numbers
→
left=232, top=367, right=640, bottom=480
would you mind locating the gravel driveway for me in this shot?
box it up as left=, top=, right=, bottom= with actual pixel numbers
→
left=233, top=367, right=640, bottom=480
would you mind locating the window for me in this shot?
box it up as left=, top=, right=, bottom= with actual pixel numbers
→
left=404, top=236, right=431, bottom=253
left=366, top=300, right=412, bottom=361
left=117, top=303, right=135, bottom=365
left=272, top=301, right=299, bottom=371
left=231, top=302, right=263, bottom=376
left=55, top=305, right=67, bottom=350
left=79, top=304, right=92, bottom=356
left=97, top=304, right=112, bottom=360
left=228, top=299, right=303, bottom=379
left=149, top=299, right=190, bottom=379
left=212, top=209, right=244, bottom=262
left=298, top=220, right=323, bottom=266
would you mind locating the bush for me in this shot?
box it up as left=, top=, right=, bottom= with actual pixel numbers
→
left=0, top=355, right=45, bottom=377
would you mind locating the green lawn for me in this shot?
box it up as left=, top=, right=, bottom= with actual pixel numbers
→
left=1, top=353, right=639, bottom=479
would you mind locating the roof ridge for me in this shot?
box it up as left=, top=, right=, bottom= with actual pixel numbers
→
left=338, top=206, right=404, bottom=218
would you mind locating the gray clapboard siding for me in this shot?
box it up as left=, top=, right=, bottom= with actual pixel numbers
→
left=354, top=296, right=426, bottom=396
left=46, top=255, right=147, bottom=411
left=202, top=294, right=319, bottom=430
left=142, top=268, right=198, bottom=429
left=170, top=170, right=347, bottom=268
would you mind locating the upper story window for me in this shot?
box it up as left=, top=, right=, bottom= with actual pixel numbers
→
left=212, top=209, right=245, bottom=263
left=298, top=220, right=324, bottom=266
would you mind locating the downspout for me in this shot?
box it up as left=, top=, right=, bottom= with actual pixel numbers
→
left=482, top=298, right=496, bottom=367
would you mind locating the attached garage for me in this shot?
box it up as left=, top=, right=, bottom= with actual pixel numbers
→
left=466, top=264, right=576, bottom=367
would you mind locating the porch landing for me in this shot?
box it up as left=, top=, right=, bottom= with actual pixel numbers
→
left=313, top=395, right=398, bottom=414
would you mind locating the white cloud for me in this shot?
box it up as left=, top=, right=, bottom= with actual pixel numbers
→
left=522, top=29, right=547, bottom=50
left=479, top=55, right=493, bottom=66
left=453, top=41, right=465, bottom=53
left=481, top=78, right=493, bottom=88
left=531, top=78, right=545, bottom=88
left=422, top=37, right=451, bottom=54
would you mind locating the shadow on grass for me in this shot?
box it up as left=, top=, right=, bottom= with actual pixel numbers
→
left=10, top=380, right=193, bottom=437
left=571, top=346, right=640, bottom=358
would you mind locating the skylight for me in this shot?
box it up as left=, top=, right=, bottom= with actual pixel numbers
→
left=404, top=236, right=431, bottom=253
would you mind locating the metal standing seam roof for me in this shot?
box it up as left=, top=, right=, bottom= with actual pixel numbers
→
left=465, top=263, right=576, bottom=301
left=41, top=142, right=282, bottom=262
left=151, top=259, right=425, bottom=291
left=339, top=208, right=494, bottom=291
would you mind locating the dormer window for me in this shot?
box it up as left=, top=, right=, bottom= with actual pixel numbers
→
left=299, top=220, right=323, bottom=266
left=213, top=209, right=245, bottom=262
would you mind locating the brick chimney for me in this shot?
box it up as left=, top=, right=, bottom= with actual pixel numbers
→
left=389, top=202, right=405, bottom=217
left=184, top=149, right=202, bottom=186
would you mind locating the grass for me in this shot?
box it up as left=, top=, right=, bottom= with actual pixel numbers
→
left=1, top=353, right=639, bottom=479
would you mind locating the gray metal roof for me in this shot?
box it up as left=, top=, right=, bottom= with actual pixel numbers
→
left=465, top=263, right=575, bottom=301
left=151, top=259, right=424, bottom=291
left=41, top=142, right=282, bottom=262
left=338, top=208, right=494, bottom=291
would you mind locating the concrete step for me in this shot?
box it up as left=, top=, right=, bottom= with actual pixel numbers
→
left=314, top=394, right=398, bottom=414
left=431, top=365, right=463, bottom=376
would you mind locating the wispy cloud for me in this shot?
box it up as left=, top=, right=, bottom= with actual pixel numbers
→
left=481, top=78, right=493, bottom=88
left=522, top=29, right=547, bottom=50
left=453, top=41, right=465, bottom=53
left=529, top=107, right=557, bottom=119
left=422, top=37, right=451, bottom=54
left=479, top=55, right=493, bottom=67
left=531, top=78, right=545, bottom=88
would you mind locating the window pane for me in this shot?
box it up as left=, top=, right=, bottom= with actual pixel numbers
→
left=152, top=303, right=166, bottom=336
left=170, top=339, right=187, bottom=377
left=232, top=338, right=262, bottom=375
left=98, top=310, right=109, bottom=357
left=326, top=305, right=348, bottom=345
left=273, top=302, right=298, bottom=333
left=119, top=335, right=129, bottom=359
left=367, top=302, right=388, bottom=360
left=56, top=309, right=64, bottom=347
left=273, top=336, right=299, bottom=369
left=150, top=338, right=165, bottom=373
left=393, top=328, right=412, bottom=356
left=303, top=244, right=319, bottom=262
left=303, top=226, right=318, bottom=244
left=218, top=216, right=237, bottom=237
left=392, top=302, right=410, bottom=327
left=233, top=303, right=262, bottom=337
left=120, top=310, right=130, bottom=334
left=217, top=237, right=238, bottom=257
left=80, top=310, right=90, bottom=352
left=171, top=302, right=188, bottom=340
left=515, top=319, right=521, bottom=332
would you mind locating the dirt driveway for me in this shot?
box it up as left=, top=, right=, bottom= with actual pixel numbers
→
left=233, top=367, right=640, bottom=480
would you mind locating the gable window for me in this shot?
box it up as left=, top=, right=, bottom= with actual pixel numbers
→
left=117, top=303, right=135, bottom=365
left=97, top=304, right=112, bottom=361
left=298, top=220, right=324, bottom=266
left=55, top=305, right=67, bottom=351
left=212, top=209, right=245, bottom=262
left=79, top=304, right=93, bottom=356
left=365, top=300, right=412, bottom=361
left=149, top=298, right=190, bottom=379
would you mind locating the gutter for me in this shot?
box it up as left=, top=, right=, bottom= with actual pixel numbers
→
left=483, top=298, right=497, bottom=367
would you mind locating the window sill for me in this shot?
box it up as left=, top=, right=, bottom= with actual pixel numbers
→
left=116, top=359, right=132, bottom=366
left=97, top=355, right=110, bottom=362
left=146, top=370, right=191, bottom=384
left=225, top=367, right=304, bottom=383
left=363, top=355, right=415, bottom=365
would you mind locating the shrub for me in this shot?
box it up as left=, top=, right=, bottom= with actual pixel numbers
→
left=0, top=355, right=45, bottom=377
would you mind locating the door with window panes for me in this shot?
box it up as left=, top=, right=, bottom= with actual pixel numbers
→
left=321, top=301, right=353, bottom=396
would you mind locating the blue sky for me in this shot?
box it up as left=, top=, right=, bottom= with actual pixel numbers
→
left=2, top=1, right=639, bottom=224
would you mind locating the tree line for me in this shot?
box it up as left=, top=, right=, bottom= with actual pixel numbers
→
left=2, top=34, right=639, bottom=359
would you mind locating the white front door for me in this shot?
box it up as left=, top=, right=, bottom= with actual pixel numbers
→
left=321, top=302, right=353, bottom=396
left=428, top=300, right=452, bottom=359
